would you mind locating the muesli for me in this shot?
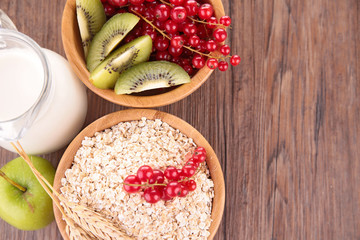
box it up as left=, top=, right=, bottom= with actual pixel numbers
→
left=60, top=117, right=214, bottom=239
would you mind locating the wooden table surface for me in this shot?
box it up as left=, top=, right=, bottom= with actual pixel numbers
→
left=1, top=0, right=359, bottom=239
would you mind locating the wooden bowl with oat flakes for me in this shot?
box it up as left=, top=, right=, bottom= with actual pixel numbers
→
left=61, top=0, right=225, bottom=108
left=53, top=109, right=225, bottom=239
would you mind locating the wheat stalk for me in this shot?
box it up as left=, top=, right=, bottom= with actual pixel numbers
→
left=11, top=141, right=133, bottom=240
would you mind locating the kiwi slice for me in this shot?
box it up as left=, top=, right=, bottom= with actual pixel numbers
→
left=86, top=13, right=140, bottom=72
left=114, top=61, right=191, bottom=95
left=90, top=35, right=152, bottom=89
left=76, top=0, right=106, bottom=58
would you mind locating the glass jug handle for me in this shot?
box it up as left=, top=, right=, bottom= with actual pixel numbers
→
left=0, top=10, right=18, bottom=31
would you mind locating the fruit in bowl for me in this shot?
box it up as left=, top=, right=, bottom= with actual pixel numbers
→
left=53, top=109, right=225, bottom=239
left=62, top=0, right=239, bottom=107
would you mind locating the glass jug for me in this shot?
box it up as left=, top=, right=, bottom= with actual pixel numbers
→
left=0, top=10, right=88, bottom=155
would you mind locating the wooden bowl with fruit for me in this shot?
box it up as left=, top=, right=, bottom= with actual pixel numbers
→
left=53, top=109, right=225, bottom=239
left=61, top=0, right=241, bottom=108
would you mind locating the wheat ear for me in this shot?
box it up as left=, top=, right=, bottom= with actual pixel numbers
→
left=11, top=141, right=132, bottom=240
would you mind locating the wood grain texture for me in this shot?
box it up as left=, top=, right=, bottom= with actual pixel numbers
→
left=0, top=0, right=359, bottom=239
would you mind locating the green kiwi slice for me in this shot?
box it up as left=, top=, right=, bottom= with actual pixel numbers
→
left=114, top=61, right=191, bottom=95
left=90, top=35, right=152, bottom=89
left=76, top=0, right=106, bottom=58
left=86, top=13, right=140, bottom=72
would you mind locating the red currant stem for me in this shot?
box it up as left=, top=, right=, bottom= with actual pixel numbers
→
left=187, top=16, right=228, bottom=28
left=158, top=0, right=172, bottom=7
left=131, top=10, right=221, bottom=59
left=131, top=10, right=171, bottom=40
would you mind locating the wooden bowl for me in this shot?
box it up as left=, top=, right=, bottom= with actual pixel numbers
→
left=62, top=0, right=225, bottom=108
left=53, top=109, right=225, bottom=240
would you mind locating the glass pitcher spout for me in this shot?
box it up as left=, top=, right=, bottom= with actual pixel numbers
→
left=0, top=10, right=17, bottom=31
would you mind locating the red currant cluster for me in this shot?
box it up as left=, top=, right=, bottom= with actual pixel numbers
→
left=122, top=147, right=207, bottom=203
left=100, top=0, right=240, bottom=75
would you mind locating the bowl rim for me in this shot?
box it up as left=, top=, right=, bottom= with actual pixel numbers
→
left=53, top=109, right=225, bottom=240
left=61, top=0, right=225, bottom=108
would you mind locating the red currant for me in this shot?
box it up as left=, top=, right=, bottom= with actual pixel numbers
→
left=144, top=187, right=161, bottom=203
left=184, top=179, right=197, bottom=191
left=171, top=35, right=185, bottom=48
left=180, top=58, right=191, bottom=66
left=108, top=0, right=123, bottom=6
left=143, top=10, right=155, bottom=21
left=220, top=15, right=232, bottom=26
left=129, top=3, right=146, bottom=14
left=178, top=184, right=189, bottom=197
left=168, top=45, right=183, bottom=57
left=148, top=169, right=165, bottom=184
left=188, top=35, right=200, bottom=47
left=182, top=48, right=193, bottom=56
left=219, top=44, right=230, bottom=56
left=192, top=54, right=206, bottom=68
left=154, top=36, right=170, bottom=51
left=170, top=0, right=184, bottom=5
left=195, top=147, right=206, bottom=153
left=184, top=0, right=199, bottom=16
left=177, top=168, right=186, bottom=180
left=123, top=175, right=141, bottom=193
left=170, top=6, right=187, bottom=23
left=230, top=55, right=241, bottom=66
left=129, top=0, right=144, bottom=5
left=164, top=166, right=180, bottom=180
left=207, top=58, right=218, bottom=69
left=198, top=3, right=213, bottom=20
left=123, top=34, right=136, bottom=43
left=193, top=148, right=206, bottom=163
left=182, top=64, right=194, bottom=75
left=205, top=40, right=217, bottom=52
left=161, top=188, right=173, bottom=200
left=185, top=157, right=199, bottom=168
left=183, top=23, right=197, bottom=36
left=104, top=3, right=116, bottom=16
left=144, top=28, right=157, bottom=41
left=156, top=51, right=172, bottom=61
left=154, top=4, right=171, bottom=21
left=137, top=165, right=154, bottom=182
left=218, top=61, right=228, bottom=71
left=195, top=39, right=207, bottom=52
left=206, top=16, right=218, bottom=29
left=164, top=20, right=179, bottom=34
left=182, top=165, right=197, bottom=177
left=197, top=24, right=209, bottom=38
left=213, top=28, right=227, bottom=42
left=171, top=56, right=182, bottom=64
left=154, top=19, right=166, bottom=30
left=117, top=0, right=129, bottom=6
left=165, top=181, right=182, bottom=197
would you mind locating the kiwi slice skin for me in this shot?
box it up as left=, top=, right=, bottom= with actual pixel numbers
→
left=76, top=0, right=106, bottom=58
left=90, top=35, right=152, bottom=89
left=86, top=13, right=140, bottom=72
left=114, top=61, right=191, bottom=95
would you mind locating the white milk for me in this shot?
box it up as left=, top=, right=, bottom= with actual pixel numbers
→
left=0, top=49, right=88, bottom=154
left=0, top=49, right=44, bottom=121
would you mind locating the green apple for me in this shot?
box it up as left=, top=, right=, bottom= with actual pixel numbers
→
left=0, top=156, right=55, bottom=230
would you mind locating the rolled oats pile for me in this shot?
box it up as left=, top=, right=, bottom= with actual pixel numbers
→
left=60, top=118, right=215, bottom=239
